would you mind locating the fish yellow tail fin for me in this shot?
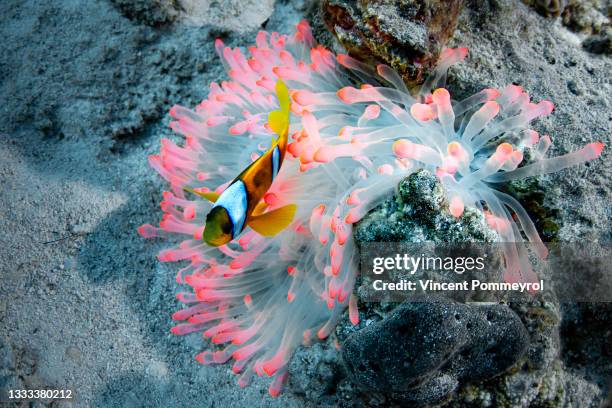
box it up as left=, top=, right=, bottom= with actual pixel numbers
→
left=268, top=80, right=290, bottom=141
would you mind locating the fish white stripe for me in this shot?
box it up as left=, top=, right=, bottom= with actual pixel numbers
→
left=213, top=181, right=248, bottom=236
left=272, top=146, right=280, bottom=181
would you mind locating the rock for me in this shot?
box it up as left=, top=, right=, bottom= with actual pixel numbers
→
left=145, top=360, right=170, bottom=383
left=110, top=0, right=179, bottom=26
left=65, top=346, right=82, bottom=361
left=583, top=31, right=612, bottom=55
left=177, top=0, right=276, bottom=33
left=321, top=0, right=463, bottom=87
left=560, top=302, right=611, bottom=375
left=343, top=170, right=597, bottom=407
left=111, top=0, right=277, bottom=33
left=341, top=297, right=530, bottom=405
left=0, top=340, right=37, bottom=403
left=520, top=0, right=610, bottom=54
left=511, top=301, right=560, bottom=371
left=521, top=0, right=610, bottom=33
left=521, top=0, right=569, bottom=17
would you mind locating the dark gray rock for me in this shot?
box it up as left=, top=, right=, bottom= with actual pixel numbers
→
left=560, top=302, right=612, bottom=376
left=341, top=297, right=529, bottom=405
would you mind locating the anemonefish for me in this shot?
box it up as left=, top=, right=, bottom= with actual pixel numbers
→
left=187, top=80, right=297, bottom=247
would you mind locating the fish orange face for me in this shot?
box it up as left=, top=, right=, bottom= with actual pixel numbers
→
left=203, top=206, right=233, bottom=246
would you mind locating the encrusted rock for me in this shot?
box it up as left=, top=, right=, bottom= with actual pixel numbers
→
left=353, top=170, right=505, bottom=305
left=354, top=169, right=498, bottom=244
left=341, top=297, right=530, bottom=405
left=321, top=0, right=463, bottom=87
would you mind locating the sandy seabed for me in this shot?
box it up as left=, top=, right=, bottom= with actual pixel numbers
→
left=0, top=0, right=609, bottom=407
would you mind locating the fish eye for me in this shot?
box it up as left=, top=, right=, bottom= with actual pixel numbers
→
left=221, top=218, right=232, bottom=234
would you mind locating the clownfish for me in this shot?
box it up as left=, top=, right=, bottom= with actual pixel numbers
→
left=188, top=80, right=297, bottom=247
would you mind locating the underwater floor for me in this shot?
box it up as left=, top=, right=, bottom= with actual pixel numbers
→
left=0, top=0, right=610, bottom=407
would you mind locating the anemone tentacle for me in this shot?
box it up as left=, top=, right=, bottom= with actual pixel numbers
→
left=140, top=20, right=603, bottom=396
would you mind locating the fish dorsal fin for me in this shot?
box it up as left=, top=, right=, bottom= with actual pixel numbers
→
left=184, top=187, right=220, bottom=203
left=268, top=79, right=290, bottom=139
left=248, top=204, right=297, bottom=237
left=268, top=110, right=287, bottom=139
left=275, top=79, right=290, bottom=112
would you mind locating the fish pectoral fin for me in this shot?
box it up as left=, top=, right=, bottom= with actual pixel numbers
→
left=184, top=187, right=220, bottom=203
left=247, top=204, right=297, bottom=237
left=253, top=201, right=268, bottom=216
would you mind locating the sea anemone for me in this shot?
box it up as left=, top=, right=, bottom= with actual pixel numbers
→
left=139, top=20, right=603, bottom=395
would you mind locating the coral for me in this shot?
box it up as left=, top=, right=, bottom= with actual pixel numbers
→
left=321, top=0, right=463, bottom=87
left=562, top=0, right=610, bottom=34
left=139, top=20, right=603, bottom=396
left=501, top=178, right=560, bottom=242
left=353, top=170, right=505, bottom=305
